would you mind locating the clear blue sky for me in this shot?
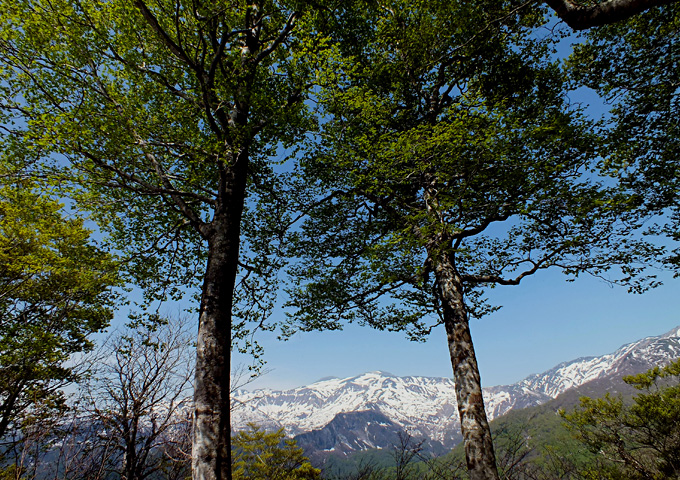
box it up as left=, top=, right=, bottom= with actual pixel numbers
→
left=232, top=267, right=680, bottom=391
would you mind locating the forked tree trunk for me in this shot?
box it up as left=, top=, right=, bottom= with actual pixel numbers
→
left=435, top=250, right=500, bottom=480
left=192, top=157, right=248, bottom=480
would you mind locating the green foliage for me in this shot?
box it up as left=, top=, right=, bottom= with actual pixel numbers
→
left=567, top=3, right=680, bottom=270
left=322, top=448, right=397, bottom=479
left=563, top=358, right=680, bottom=479
left=0, top=465, right=21, bottom=480
left=232, top=424, right=322, bottom=480
left=285, top=0, right=657, bottom=338
left=321, top=433, right=466, bottom=480
left=0, top=0, right=335, bottom=357
left=0, top=171, right=120, bottom=441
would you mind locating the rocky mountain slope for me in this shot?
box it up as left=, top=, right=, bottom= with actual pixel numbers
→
left=232, top=326, right=680, bottom=455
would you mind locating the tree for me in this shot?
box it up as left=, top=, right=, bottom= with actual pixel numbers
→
left=566, top=2, right=680, bottom=270
left=392, top=432, right=424, bottom=480
left=0, top=319, right=193, bottom=480
left=0, top=173, right=119, bottom=448
left=0, top=1, right=332, bottom=478
left=563, top=358, right=680, bottom=479
left=79, top=318, right=194, bottom=480
left=231, top=424, right=321, bottom=480
left=284, top=2, right=657, bottom=479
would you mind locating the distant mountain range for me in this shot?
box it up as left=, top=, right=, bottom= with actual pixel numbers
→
left=232, top=326, right=680, bottom=459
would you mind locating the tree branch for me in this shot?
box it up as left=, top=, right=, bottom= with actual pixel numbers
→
left=255, top=12, right=299, bottom=64
left=544, top=0, right=676, bottom=30
left=452, top=211, right=513, bottom=247
left=133, top=0, right=199, bottom=71
left=462, top=245, right=567, bottom=285
left=129, top=137, right=211, bottom=236
left=77, top=149, right=212, bottom=225
left=462, top=261, right=541, bottom=286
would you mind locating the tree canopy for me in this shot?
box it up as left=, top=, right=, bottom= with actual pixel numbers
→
left=0, top=172, right=119, bottom=443
left=568, top=2, right=680, bottom=270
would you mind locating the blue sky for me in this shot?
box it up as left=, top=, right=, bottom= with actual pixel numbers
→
left=232, top=266, right=680, bottom=391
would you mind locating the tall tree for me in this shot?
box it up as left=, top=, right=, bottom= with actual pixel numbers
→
left=0, top=1, right=330, bottom=478
left=0, top=172, right=119, bottom=445
left=284, top=1, right=658, bottom=479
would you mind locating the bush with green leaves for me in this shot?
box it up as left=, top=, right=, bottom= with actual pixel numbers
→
left=232, top=424, right=321, bottom=480
left=563, top=358, right=680, bottom=479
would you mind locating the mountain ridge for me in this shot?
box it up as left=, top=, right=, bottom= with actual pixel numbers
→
left=232, top=325, right=680, bottom=455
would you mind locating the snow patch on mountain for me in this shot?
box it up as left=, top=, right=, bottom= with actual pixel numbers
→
left=518, top=329, right=680, bottom=398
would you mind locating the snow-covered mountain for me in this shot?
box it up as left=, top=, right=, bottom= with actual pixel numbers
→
left=234, top=371, right=465, bottom=446
left=232, top=326, right=680, bottom=453
left=518, top=326, right=680, bottom=398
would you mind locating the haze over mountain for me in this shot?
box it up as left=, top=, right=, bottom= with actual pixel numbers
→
left=232, top=326, right=680, bottom=457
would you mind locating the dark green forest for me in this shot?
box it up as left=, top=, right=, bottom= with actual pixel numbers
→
left=0, top=0, right=678, bottom=479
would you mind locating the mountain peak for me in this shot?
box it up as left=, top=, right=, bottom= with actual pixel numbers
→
left=355, top=370, right=397, bottom=378
left=659, top=325, right=680, bottom=340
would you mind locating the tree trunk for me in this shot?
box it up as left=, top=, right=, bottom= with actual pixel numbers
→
left=192, top=156, right=248, bottom=480
left=122, top=419, right=137, bottom=480
left=0, top=385, right=21, bottom=439
left=434, top=250, right=500, bottom=480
